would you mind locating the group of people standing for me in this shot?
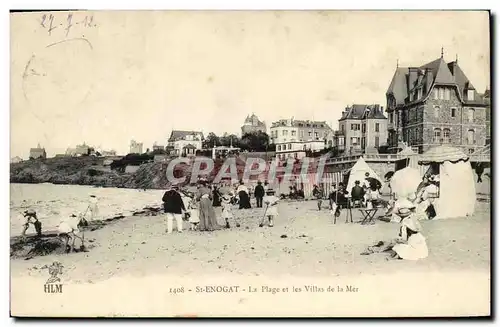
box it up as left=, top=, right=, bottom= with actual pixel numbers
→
left=161, top=180, right=279, bottom=234
left=312, top=172, right=384, bottom=216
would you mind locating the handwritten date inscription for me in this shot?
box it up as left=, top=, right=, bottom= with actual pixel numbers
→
left=40, top=13, right=97, bottom=37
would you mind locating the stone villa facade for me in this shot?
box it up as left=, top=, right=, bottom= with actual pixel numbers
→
left=337, top=104, right=387, bottom=155
left=385, top=54, right=488, bottom=154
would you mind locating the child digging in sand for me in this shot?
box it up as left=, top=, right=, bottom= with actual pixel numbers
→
left=260, top=191, right=279, bottom=227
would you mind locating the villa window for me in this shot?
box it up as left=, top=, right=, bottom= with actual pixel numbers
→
left=468, top=108, right=475, bottom=123
left=451, top=107, right=457, bottom=118
left=433, top=88, right=439, bottom=100
left=291, top=130, right=296, bottom=137
left=433, top=128, right=441, bottom=143
left=434, top=106, right=440, bottom=119
left=314, top=132, right=318, bottom=139
left=439, top=88, right=445, bottom=99
left=467, top=129, right=475, bottom=145
left=468, top=90, right=475, bottom=101
left=288, top=144, right=292, bottom=150
left=375, top=136, right=379, bottom=148
left=375, top=123, right=380, bottom=132
left=445, top=88, right=451, bottom=100
left=443, top=128, right=450, bottom=144
left=362, top=124, right=366, bottom=133
left=277, top=145, right=281, bottom=151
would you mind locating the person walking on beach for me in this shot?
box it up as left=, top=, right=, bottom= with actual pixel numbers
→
left=86, top=195, right=99, bottom=221
left=475, top=163, right=484, bottom=183
left=162, top=185, right=186, bottom=234
left=196, top=180, right=221, bottom=232
left=312, top=184, right=324, bottom=210
left=20, top=209, right=42, bottom=239
left=254, top=181, right=265, bottom=208
left=260, top=191, right=279, bottom=227
left=212, top=184, right=222, bottom=207
left=237, top=181, right=252, bottom=209
left=221, top=193, right=240, bottom=228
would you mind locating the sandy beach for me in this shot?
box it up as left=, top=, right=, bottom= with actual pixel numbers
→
left=10, top=180, right=491, bottom=317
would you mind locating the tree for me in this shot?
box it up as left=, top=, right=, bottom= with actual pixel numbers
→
left=152, top=148, right=167, bottom=155
left=203, top=132, right=220, bottom=148
left=241, top=131, right=270, bottom=152
left=220, top=134, right=240, bottom=148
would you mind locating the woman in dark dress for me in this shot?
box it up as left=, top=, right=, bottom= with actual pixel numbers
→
left=212, top=184, right=222, bottom=207
left=236, top=181, right=252, bottom=209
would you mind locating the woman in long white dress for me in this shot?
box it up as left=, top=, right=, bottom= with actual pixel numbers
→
left=362, top=199, right=428, bottom=261
left=392, top=213, right=429, bottom=260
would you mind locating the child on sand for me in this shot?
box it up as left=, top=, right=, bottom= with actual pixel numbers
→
left=260, top=191, right=279, bottom=227
left=221, top=193, right=240, bottom=228
left=188, top=200, right=200, bottom=231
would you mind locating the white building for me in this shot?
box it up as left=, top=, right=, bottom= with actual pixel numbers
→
left=270, top=118, right=333, bottom=145
left=11, top=156, right=23, bottom=163
left=130, top=140, right=143, bottom=154
left=167, top=130, right=204, bottom=157
left=275, top=140, right=326, bottom=162
left=101, top=150, right=117, bottom=157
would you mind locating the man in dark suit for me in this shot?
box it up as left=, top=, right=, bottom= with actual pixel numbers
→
left=162, top=185, right=186, bottom=234
left=351, top=180, right=365, bottom=206
left=254, top=181, right=265, bottom=208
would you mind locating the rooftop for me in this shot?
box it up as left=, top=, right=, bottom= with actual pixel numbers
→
left=169, top=130, right=204, bottom=142
left=339, top=104, right=386, bottom=121
left=386, top=54, right=486, bottom=107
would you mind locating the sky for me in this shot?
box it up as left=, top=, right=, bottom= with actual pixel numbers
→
left=10, top=10, right=490, bottom=158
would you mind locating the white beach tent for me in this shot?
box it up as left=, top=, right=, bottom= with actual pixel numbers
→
left=418, top=145, right=476, bottom=219
left=346, top=157, right=382, bottom=193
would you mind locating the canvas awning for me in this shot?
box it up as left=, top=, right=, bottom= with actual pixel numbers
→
left=419, top=145, right=469, bottom=165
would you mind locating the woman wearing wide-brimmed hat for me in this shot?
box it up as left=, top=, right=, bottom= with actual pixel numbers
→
left=362, top=199, right=428, bottom=260
left=391, top=199, right=428, bottom=260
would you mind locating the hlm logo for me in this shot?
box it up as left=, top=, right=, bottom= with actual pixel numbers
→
left=42, top=261, right=64, bottom=294
left=44, top=283, right=63, bottom=293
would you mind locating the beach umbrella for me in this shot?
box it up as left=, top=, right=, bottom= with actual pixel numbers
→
left=384, top=171, right=395, bottom=180
left=391, top=167, right=422, bottom=199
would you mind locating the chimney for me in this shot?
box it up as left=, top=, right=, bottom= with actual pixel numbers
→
left=425, top=68, right=433, bottom=93
left=408, top=67, right=419, bottom=90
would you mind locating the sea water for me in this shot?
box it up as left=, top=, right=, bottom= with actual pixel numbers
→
left=10, top=183, right=166, bottom=236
